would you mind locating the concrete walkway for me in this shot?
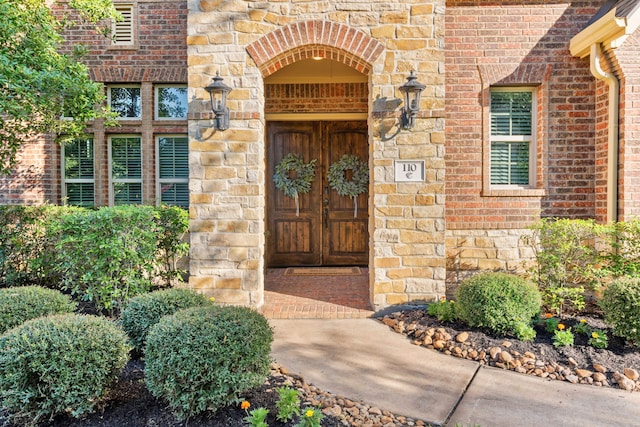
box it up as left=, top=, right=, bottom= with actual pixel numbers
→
left=270, top=318, right=640, bottom=427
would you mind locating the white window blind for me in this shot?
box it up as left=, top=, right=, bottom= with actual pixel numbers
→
left=63, top=138, right=94, bottom=207
left=112, top=5, right=134, bottom=46
left=111, top=136, right=142, bottom=205
left=490, top=90, right=534, bottom=186
left=157, top=136, right=189, bottom=208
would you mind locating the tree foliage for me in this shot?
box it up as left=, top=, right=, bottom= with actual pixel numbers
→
left=0, top=0, right=119, bottom=174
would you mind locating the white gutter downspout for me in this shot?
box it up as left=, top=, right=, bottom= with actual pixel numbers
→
left=590, top=43, right=619, bottom=223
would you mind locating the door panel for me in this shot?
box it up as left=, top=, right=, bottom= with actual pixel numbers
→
left=267, top=122, right=322, bottom=266
left=267, top=121, right=368, bottom=267
left=323, top=122, right=369, bottom=265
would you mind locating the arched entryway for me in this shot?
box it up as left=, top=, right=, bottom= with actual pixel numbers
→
left=251, top=28, right=377, bottom=314
left=248, top=24, right=380, bottom=271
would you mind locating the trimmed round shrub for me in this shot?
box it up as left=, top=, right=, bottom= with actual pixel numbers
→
left=600, top=277, right=640, bottom=345
left=145, top=305, right=273, bottom=420
left=454, top=272, right=542, bottom=334
left=0, top=286, right=77, bottom=334
left=0, top=314, right=131, bottom=425
left=120, top=288, right=212, bottom=352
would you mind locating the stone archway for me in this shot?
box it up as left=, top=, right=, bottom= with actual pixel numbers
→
left=250, top=22, right=381, bottom=302
left=246, top=20, right=384, bottom=78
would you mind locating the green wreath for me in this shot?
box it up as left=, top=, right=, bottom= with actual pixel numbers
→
left=273, top=153, right=317, bottom=216
left=328, top=154, right=369, bottom=217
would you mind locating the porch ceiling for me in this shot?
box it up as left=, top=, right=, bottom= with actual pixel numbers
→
left=264, top=58, right=367, bottom=84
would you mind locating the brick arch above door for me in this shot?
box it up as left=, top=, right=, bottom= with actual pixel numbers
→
left=246, top=20, right=384, bottom=78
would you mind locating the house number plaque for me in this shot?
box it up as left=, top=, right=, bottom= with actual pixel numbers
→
left=394, top=160, right=425, bottom=182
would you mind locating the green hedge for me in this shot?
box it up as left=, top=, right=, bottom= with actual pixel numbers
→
left=0, top=286, right=77, bottom=334
left=455, top=272, right=542, bottom=335
left=120, top=288, right=212, bottom=352
left=53, top=206, right=160, bottom=314
left=145, top=306, right=273, bottom=420
left=0, top=205, right=189, bottom=314
left=600, top=277, right=640, bottom=346
left=0, top=314, right=131, bottom=425
left=0, top=205, right=81, bottom=287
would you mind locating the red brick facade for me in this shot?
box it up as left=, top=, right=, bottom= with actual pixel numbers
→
left=265, top=83, right=368, bottom=114
left=445, top=1, right=603, bottom=229
left=615, top=30, right=640, bottom=220
left=0, top=1, right=188, bottom=207
left=245, top=21, right=382, bottom=77
left=0, top=135, right=59, bottom=205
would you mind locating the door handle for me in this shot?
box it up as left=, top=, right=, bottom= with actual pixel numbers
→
left=323, top=199, right=329, bottom=205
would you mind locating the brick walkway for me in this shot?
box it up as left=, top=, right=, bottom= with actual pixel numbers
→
left=261, top=267, right=374, bottom=319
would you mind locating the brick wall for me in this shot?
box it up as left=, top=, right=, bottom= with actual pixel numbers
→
left=594, top=73, right=611, bottom=222
left=615, top=30, right=640, bottom=220
left=0, top=135, right=58, bottom=205
left=445, top=0, right=602, bottom=231
left=265, top=83, right=368, bottom=114
left=0, top=1, right=189, bottom=207
left=71, top=1, right=188, bottom=207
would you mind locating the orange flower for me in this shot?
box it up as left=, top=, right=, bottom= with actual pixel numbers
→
left=241, top=401, right=250, bottom=410
left=558, top=323, right=566, bottom=331
left=545, top=313, right=553, bottom=319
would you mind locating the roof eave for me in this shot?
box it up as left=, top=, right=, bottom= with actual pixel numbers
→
left=570, top=9, right=627, bottom=58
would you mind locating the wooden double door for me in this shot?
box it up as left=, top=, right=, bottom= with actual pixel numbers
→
left=267, top=121, right=369, bottom=267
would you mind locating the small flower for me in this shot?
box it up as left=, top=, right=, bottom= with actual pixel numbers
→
left=545, top=313, right=553, bottom=319
left=440, top=295, right=447, bottom=301
left=241, top=401, right=251, bottom=410
left=557, top=323, right=566, bottom=331
left=580, top=319, right=586, bottom=324
left=209, top=297, right=216, bottom=302
left=591, top=331, right=599, bottom=339
left=305, top=409, right=315, bottom=418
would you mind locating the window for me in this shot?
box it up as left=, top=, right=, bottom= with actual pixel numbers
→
left=156, top=86, right=188, bottom=119
left=490, top=88, right=535, bottom=187
left=157, top=136, right=189, bottom=208
left=109, top=85, right=141, bottom=119
left=111, top=4, right=134, bottom=46
left=110, top=136, right=142, bottom=205
left=63, top=138, right=94, bottom=207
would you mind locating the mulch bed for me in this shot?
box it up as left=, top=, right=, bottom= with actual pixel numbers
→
left=380, top=306, right=640, bottom=391
left=0, top=362, right=345, bottom=427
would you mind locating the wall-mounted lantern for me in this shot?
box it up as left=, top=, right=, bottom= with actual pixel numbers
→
left=205, top=72, right=232, bottom=131
left=381, top=71, right=426, bottom=141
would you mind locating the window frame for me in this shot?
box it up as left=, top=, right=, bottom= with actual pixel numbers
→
left=155, top=85, right=188, bottom=120
left=108, top=135, right=143, bottom=206
left=156, top=134, right=189, bottom=208
left=484, top=86, right=544, bottom=196
left=108, top=84, right=142, bottom=120
left=61, top=137, right=95, bottom=207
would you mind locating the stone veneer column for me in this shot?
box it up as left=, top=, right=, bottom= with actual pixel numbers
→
left=187, top=0, right=446, bottom=311
left=186, top=0, right=266, bottom=306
